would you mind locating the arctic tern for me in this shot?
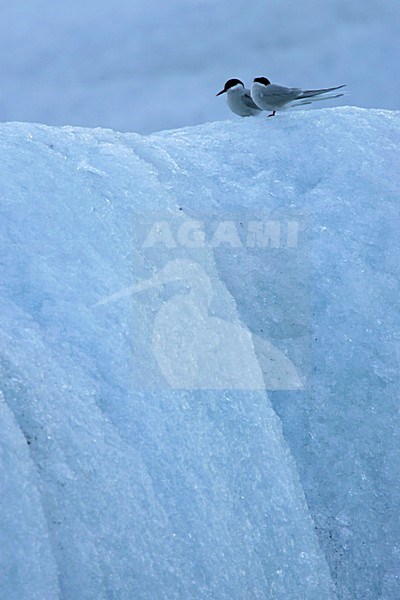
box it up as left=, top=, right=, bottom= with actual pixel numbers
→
left=251, top=77, right=346, bottom=117
left=216, top=79, right=263, bottom=117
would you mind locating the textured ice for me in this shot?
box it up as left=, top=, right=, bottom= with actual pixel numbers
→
left=0, top=393, right=59, bottom=599
left=0, top=107, right=399, bottom=599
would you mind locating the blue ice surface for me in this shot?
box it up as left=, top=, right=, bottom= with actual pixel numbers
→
left=0, top=106, right=399, bottom=599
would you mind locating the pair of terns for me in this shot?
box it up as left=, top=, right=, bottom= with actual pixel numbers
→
left=216, top=77, right=346, bottom=117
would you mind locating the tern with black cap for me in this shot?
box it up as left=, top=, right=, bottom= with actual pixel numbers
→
left=216, top=79, right=263, bottom=117
left=251, top=77, right=346, bottom=117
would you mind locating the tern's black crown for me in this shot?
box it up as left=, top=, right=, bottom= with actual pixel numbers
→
left=254, top=77, right=271, bottom=86
left=223, top=78, right=244, bottom=91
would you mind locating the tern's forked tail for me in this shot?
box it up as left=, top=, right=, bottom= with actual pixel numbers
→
left=296, top=84, right=346, bottom=100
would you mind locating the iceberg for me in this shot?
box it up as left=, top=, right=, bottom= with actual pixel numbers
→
left=0, top=107, right=399, bottom=598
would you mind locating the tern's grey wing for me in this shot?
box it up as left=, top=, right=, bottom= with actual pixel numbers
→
left=261, top=84, right=302, bottom=107
left=242, top=91, right=262, bottom=110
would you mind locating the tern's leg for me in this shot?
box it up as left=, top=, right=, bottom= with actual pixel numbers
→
left=267, top=111, right=276, bottom=117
